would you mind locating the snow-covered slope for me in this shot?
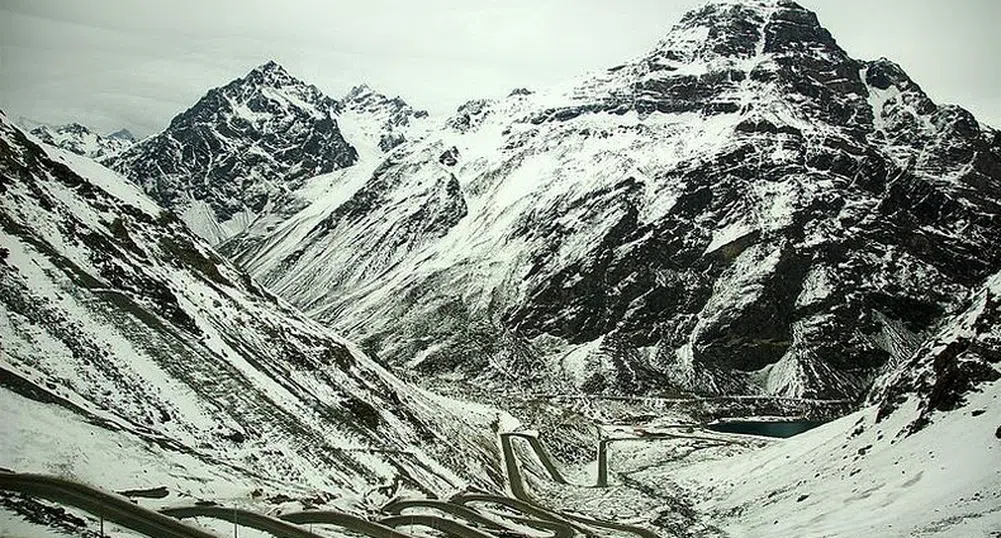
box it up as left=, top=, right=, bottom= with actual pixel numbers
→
left=106, top=61, right=358, bottom=245
left=29, top=123, right=134, bottom=160
left=223, top=0, right=1001, bottom=401
left=340, top=84, right=430, bottom=152
left=218, top=84, right=432, bottom=266
left=671, top=269, right=1001, bottom=537
left=0, top=113, right=504, bottom=518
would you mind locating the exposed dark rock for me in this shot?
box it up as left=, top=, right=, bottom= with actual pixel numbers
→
left=116, top=486, right=170, bottom=499
left=107, top=62, right=358, bottom=243
left=439, top=146, right=460, bottom=167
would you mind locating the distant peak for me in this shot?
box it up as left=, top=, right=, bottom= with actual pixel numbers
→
left=253, top=60, right=287, bottom=75
left=64, top=122, right=92, bottom=133
left=242, top=60, right=300, bottom=88
left=345, top=84, right=375, bottom=100
left=109, top=128, right=136, bottom=142
left=343, top=84, right=407, bottom=107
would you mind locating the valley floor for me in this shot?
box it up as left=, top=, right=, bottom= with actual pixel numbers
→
left=3, top=383, right=1000, bottom=538
left=503, top=387, right=1001, bottom=538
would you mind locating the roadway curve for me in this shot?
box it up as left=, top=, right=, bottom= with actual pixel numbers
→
left=451, top=493, right=592, bottom=537
left=0, top=472, right=218, bottom=538
left=505, top=427, right=733, bottom=488
left=162, top=506, right=336, bottom=538
left=383, top=499, right=574, bottom=538
left=381, top=499, right=512, bottom=532
left=497, top=435, right=661, bottom=538
left=379, top=514, right=497, bottom=538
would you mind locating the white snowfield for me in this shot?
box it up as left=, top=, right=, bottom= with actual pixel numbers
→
left=678, top=390, right=1001, bottom=536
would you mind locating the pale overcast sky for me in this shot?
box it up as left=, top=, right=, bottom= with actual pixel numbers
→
left=1, top=0, right=999, bottom=137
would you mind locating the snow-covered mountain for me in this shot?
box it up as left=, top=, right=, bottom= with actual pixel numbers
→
left=0, top=113, right=505, bottom=516
left=106, top=61, right=358, bottom=245
left=29, top=122, right=135, bottom=159
left=340, top=83, right=430, bottom=152
left=222, top=0, right=1001, bottom=401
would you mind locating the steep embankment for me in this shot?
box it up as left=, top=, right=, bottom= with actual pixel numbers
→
left=0, top=113, right=505, bottom=522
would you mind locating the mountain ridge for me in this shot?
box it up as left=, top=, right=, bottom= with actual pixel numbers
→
left=28, top=122, right=135, bottom=160
left=220, top=0, right=1001, bottom=403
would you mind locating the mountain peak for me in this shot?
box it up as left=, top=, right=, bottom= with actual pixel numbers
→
left=647, top=0, right=833, bottom=63
left=108, top=59, right=358, bottom=245
left=339, top=83, right=429, bottom=152
left=63, top=122, right=92, bottom=134
left=342, top=84, right=410, bottom=111
left=345, top=83, right=374, bottom=98
left=252, top=59, right=287, bottom=76
left=240, top=60, right=302, bottom=90
left=28, top=121, right=134, bottom=159
left=108, top=128, right=136, bottom=142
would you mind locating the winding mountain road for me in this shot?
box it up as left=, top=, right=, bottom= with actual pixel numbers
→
left=0, top=472, right=219, bottom=538
left=381, top=499, right=513, bottom=532
left=1, top=426, right=734, bottom=538
left=162, top=506, right=333, bottom=538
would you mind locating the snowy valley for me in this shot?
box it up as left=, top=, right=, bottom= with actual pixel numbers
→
left=2, top=0, right=1000, bottom=537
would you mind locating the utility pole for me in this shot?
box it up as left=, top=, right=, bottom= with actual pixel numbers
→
left=99, top=516, right=104, bottom=538
left=233, top=506, right=238, bottom=538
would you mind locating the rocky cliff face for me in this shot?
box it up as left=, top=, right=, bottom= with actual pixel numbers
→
left=871, top=269, right=1001, bottom=433
left=0, top=113, right=501, bottom=510
left=29, top=122, right=134, bottom=159
left=224, top=0, right=1001, bottom=401
left=106, top=61, right=358, bottom=245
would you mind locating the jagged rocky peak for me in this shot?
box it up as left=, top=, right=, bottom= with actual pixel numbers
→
left=107, top=61, right=358, bottom=245
left=29, top=121, right=135, bottom=159
left=248, top=59, right=292, bottom=81
left=166, top=60, right=342, bottom=129
left=535, top=0, right=868, bottom=131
